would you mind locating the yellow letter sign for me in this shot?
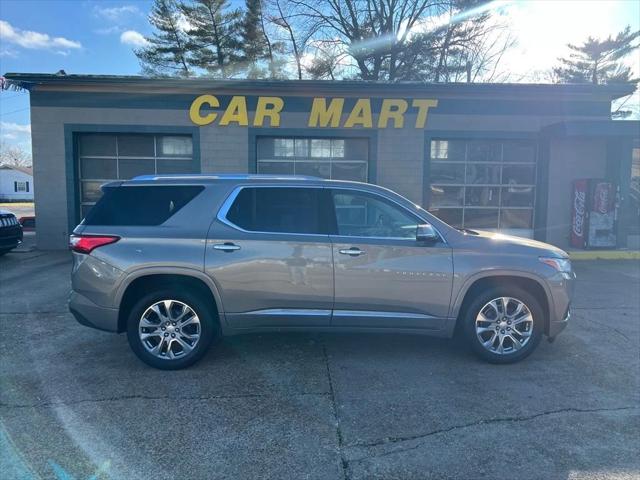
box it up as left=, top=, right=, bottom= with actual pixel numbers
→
left=189, top=95, right=219, bottom=126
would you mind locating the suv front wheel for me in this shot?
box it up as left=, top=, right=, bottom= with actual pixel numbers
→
left=126, top=289, right=217, bottom=369
left=463, top=286, right=543, bottom=364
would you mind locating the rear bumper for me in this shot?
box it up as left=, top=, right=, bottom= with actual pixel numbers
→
left=69, top=290, right=119, bottom=333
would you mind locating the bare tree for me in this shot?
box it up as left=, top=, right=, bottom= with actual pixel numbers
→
left=0, top=142, right=32, bottom=168
left=289, top=0, right=513, bottom=82
left=266, top=0, right=318, bottom=79
left=306, top=39, right=352, bottom=79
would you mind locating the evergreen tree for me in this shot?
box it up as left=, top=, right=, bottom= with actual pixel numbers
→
left=240, top=0, right=269, bottom=77
left=553, top=26, right=640, bottom=84
left=180, top=0, right=242, bottom=77
left=136, top=0, right=193, bottom=77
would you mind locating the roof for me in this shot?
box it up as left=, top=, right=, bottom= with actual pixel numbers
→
left=542, top=120, right=640, bottom=137
left=0, top=164, right=33, bottom=176
left=3, top=72, right=637, bottom=100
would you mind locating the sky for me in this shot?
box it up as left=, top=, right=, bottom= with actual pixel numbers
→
left=1, top=0, right=639, bottom=155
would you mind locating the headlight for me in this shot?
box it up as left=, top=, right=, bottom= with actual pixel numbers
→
left=539, top=256, right=572, bottom=273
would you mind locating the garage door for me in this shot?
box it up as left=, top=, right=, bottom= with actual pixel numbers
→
left=256, top=137, right=369, bottom=182
left=77, top=133, right=195, bottom=219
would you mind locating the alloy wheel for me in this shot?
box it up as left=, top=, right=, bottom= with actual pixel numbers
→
left=475, top=297, right=534, bottom=355
left=138, top=300, right=201, bottom=360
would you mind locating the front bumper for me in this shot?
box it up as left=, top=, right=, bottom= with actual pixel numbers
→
left=548, top=305, right=571, bottom=338
left=546, top=271, right=575, bottom=338
left=69, top=290, right=119, bottom=333
left=0, top=226, right=23, bottom=250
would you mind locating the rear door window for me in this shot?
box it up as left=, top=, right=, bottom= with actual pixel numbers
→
left=83, top=185, right=204, bottom=226
left=224, top=187, right=326, bottom=234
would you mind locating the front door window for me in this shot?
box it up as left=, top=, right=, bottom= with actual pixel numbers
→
left=331, top=190, right=419, bottom=239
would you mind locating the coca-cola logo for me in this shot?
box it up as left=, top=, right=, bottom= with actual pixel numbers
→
left=594, top=184, right=609, bottom=214
left=573, top=190, right=586, bottom=237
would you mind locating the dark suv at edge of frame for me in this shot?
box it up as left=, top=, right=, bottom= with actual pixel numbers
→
left=69, top=174, right=574, bottom=369
left=0, top=209, right=23, bottom=256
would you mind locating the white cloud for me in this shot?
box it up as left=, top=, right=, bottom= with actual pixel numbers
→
left=0, top=122, right=31, bottom=151
left=120, top=30, right=149, bottom=47
left=0, top=47, right=18, bottom=58
left=0, top=20, right=81, bottom=52
left=94, top=5, right=141, bottom=22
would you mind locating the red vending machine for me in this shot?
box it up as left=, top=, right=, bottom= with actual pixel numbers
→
left=571, top=179, right=617, bottom=248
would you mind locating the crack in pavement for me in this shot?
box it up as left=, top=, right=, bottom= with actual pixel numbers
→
left=0, top=391, right=331, bottom=410
left=344, top=405, right=639, bottom=463
left=323, top=342, right=349, bottom=480
left=578, top=316, right=634, bottom=341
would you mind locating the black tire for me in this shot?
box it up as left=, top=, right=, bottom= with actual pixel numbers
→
left=462, top=286, right=544, bottom=364
left=126, top=289, right=218, bottom=370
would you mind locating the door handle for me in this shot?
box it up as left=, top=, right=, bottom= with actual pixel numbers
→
left=213, top=242, right=241, bottom=252
left=339, top=247, right=366, bottom=257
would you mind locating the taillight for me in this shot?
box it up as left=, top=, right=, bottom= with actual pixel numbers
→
left=69, top=235, right=120, bottom=254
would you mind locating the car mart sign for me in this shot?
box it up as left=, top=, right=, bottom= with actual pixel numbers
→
left=189, top=95, right=438, bottom=129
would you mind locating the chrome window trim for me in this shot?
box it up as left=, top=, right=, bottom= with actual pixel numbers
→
left=216, top=184, right=447, bottom=244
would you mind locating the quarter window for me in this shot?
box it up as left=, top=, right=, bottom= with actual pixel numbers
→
left=225, top=187, right=324, bottom=235
left=332, top=190, right=419, bottom=239
left=83, top=186, right=203, bottom=226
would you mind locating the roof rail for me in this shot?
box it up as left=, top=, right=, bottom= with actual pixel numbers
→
left=131, top=173, right=322, bottom=181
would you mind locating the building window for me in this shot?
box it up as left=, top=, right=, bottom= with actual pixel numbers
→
left=256, top=137, right=368, bottom=182
left=428, top=139, right=537, bottom=237
left=15, top=181, right=28, bottom=192
left=77, top=133, right=194, bottom=219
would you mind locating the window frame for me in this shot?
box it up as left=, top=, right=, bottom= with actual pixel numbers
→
left=217, top=185, right=446, bottom=243
left=217, top=185, right=332, bottom=237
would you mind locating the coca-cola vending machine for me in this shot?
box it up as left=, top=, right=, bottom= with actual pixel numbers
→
left=570, top=179, right=617, bottom=248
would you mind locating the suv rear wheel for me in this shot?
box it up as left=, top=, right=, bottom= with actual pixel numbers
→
left=463, top=286, right=543, bottom=364
left=126, top=289, right=217, bottom=369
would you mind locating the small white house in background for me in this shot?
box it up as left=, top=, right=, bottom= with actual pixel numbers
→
left=0, top=165, right=34, bottom=201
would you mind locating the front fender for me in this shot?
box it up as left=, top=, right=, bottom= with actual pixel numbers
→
left=449, top=269, right=554, bottom=323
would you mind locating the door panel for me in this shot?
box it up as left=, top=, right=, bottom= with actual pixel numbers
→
left=206, top=237, right=333, bottom=328
left=206, top=186, right=333, bottom=329
left=329, top=188, right=454, bottom=330
left=331, top=239, right=453, bottom=329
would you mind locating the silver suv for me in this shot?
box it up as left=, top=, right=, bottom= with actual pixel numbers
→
left=69, top=175, right=574, bottom=369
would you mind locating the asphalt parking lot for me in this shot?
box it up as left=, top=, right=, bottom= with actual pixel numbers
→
left=1, top=251, right=638, bottom=480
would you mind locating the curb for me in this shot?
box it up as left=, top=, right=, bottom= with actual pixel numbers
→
left=568, top=250, right=640, bottom=261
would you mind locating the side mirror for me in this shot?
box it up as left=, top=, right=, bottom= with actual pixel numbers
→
left=416, top=224, right=439, bottom=243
